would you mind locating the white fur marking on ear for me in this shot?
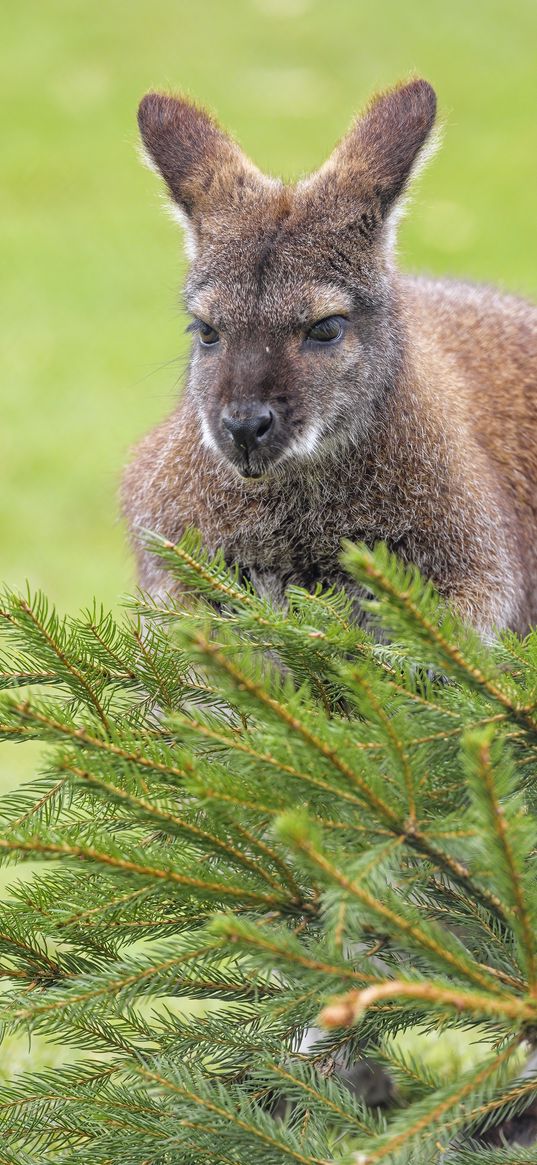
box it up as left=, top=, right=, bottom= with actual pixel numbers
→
left=382, top=121, right=444, bottom=256
left=165, top=200, right=198, bottom=260
left=410, top=119, right=444, bottom=185
left=137, top=142, right=198, bottom=259
left=137, top=141, right=160, bottom=175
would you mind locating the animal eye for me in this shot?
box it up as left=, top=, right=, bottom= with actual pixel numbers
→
left=307, top=316, right=344, bottom=343
left=198, top=321, right=220, bottom=346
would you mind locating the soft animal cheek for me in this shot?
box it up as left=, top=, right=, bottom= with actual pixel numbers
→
left=300, top=364, right=347, bottom=402
left=191, top=368, right=226, bottom=406
left=330, top=341, right=363, bottom=370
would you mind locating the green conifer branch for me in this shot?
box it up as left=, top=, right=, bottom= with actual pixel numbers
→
left=1, top=536, right=537, bottom=1160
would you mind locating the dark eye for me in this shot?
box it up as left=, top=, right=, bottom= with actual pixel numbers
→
left=307, top=316, right=344, bottom=344
left=199, top=321, right=219, bottom=347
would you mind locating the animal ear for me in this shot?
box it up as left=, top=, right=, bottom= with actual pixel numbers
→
left=318, top=78, right=437, bottom=219
left=137, top=92, right=263, bottom=232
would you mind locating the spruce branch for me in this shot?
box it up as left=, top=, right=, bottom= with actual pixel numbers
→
left=2, top=537, right=537, bottom=1159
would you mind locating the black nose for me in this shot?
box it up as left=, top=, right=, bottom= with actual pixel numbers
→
left=222, top=405, right=274, bottom=454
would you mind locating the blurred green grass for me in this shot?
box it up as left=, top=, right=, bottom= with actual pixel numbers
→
left=2, top=0, right=537, bottom=1081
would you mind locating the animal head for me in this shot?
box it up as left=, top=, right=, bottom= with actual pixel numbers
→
left=138, top=79, right=437, bottom=479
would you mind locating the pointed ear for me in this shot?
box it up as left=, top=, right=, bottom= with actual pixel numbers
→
left=137, top=92, right=263, bottom=230
left=318, top=79, right=437, bottom=219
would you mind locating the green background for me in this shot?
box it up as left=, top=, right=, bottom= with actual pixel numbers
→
left=2, top=0, right=537, bottom=1076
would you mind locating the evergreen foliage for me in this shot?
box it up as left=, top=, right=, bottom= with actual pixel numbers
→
left=1, top=534, right=537, bottom=1161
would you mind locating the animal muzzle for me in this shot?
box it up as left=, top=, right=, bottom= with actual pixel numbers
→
left=221, top=403, right=275, bottom=455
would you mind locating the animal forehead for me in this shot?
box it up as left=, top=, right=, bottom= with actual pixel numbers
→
left=186, top=221, right=359, bottom=328
left=188, top=268, right=354, bottom=331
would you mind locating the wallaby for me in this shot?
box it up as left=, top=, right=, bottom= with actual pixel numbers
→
left=123, top=78, right=537, bottom=638
left=122, top=81, right=537, bottom=1134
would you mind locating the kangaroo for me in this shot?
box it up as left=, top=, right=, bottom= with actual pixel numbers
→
left=122, top=79, right=537, bottom=636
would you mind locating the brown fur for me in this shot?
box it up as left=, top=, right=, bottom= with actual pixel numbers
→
left=124, top=80, right=537, bottom=636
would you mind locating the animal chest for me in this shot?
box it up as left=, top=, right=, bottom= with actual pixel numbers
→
left=208, top=479, right=406, bottom=605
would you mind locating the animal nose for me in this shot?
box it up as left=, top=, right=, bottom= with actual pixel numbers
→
left=222, top=405, right=274, bottom=454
